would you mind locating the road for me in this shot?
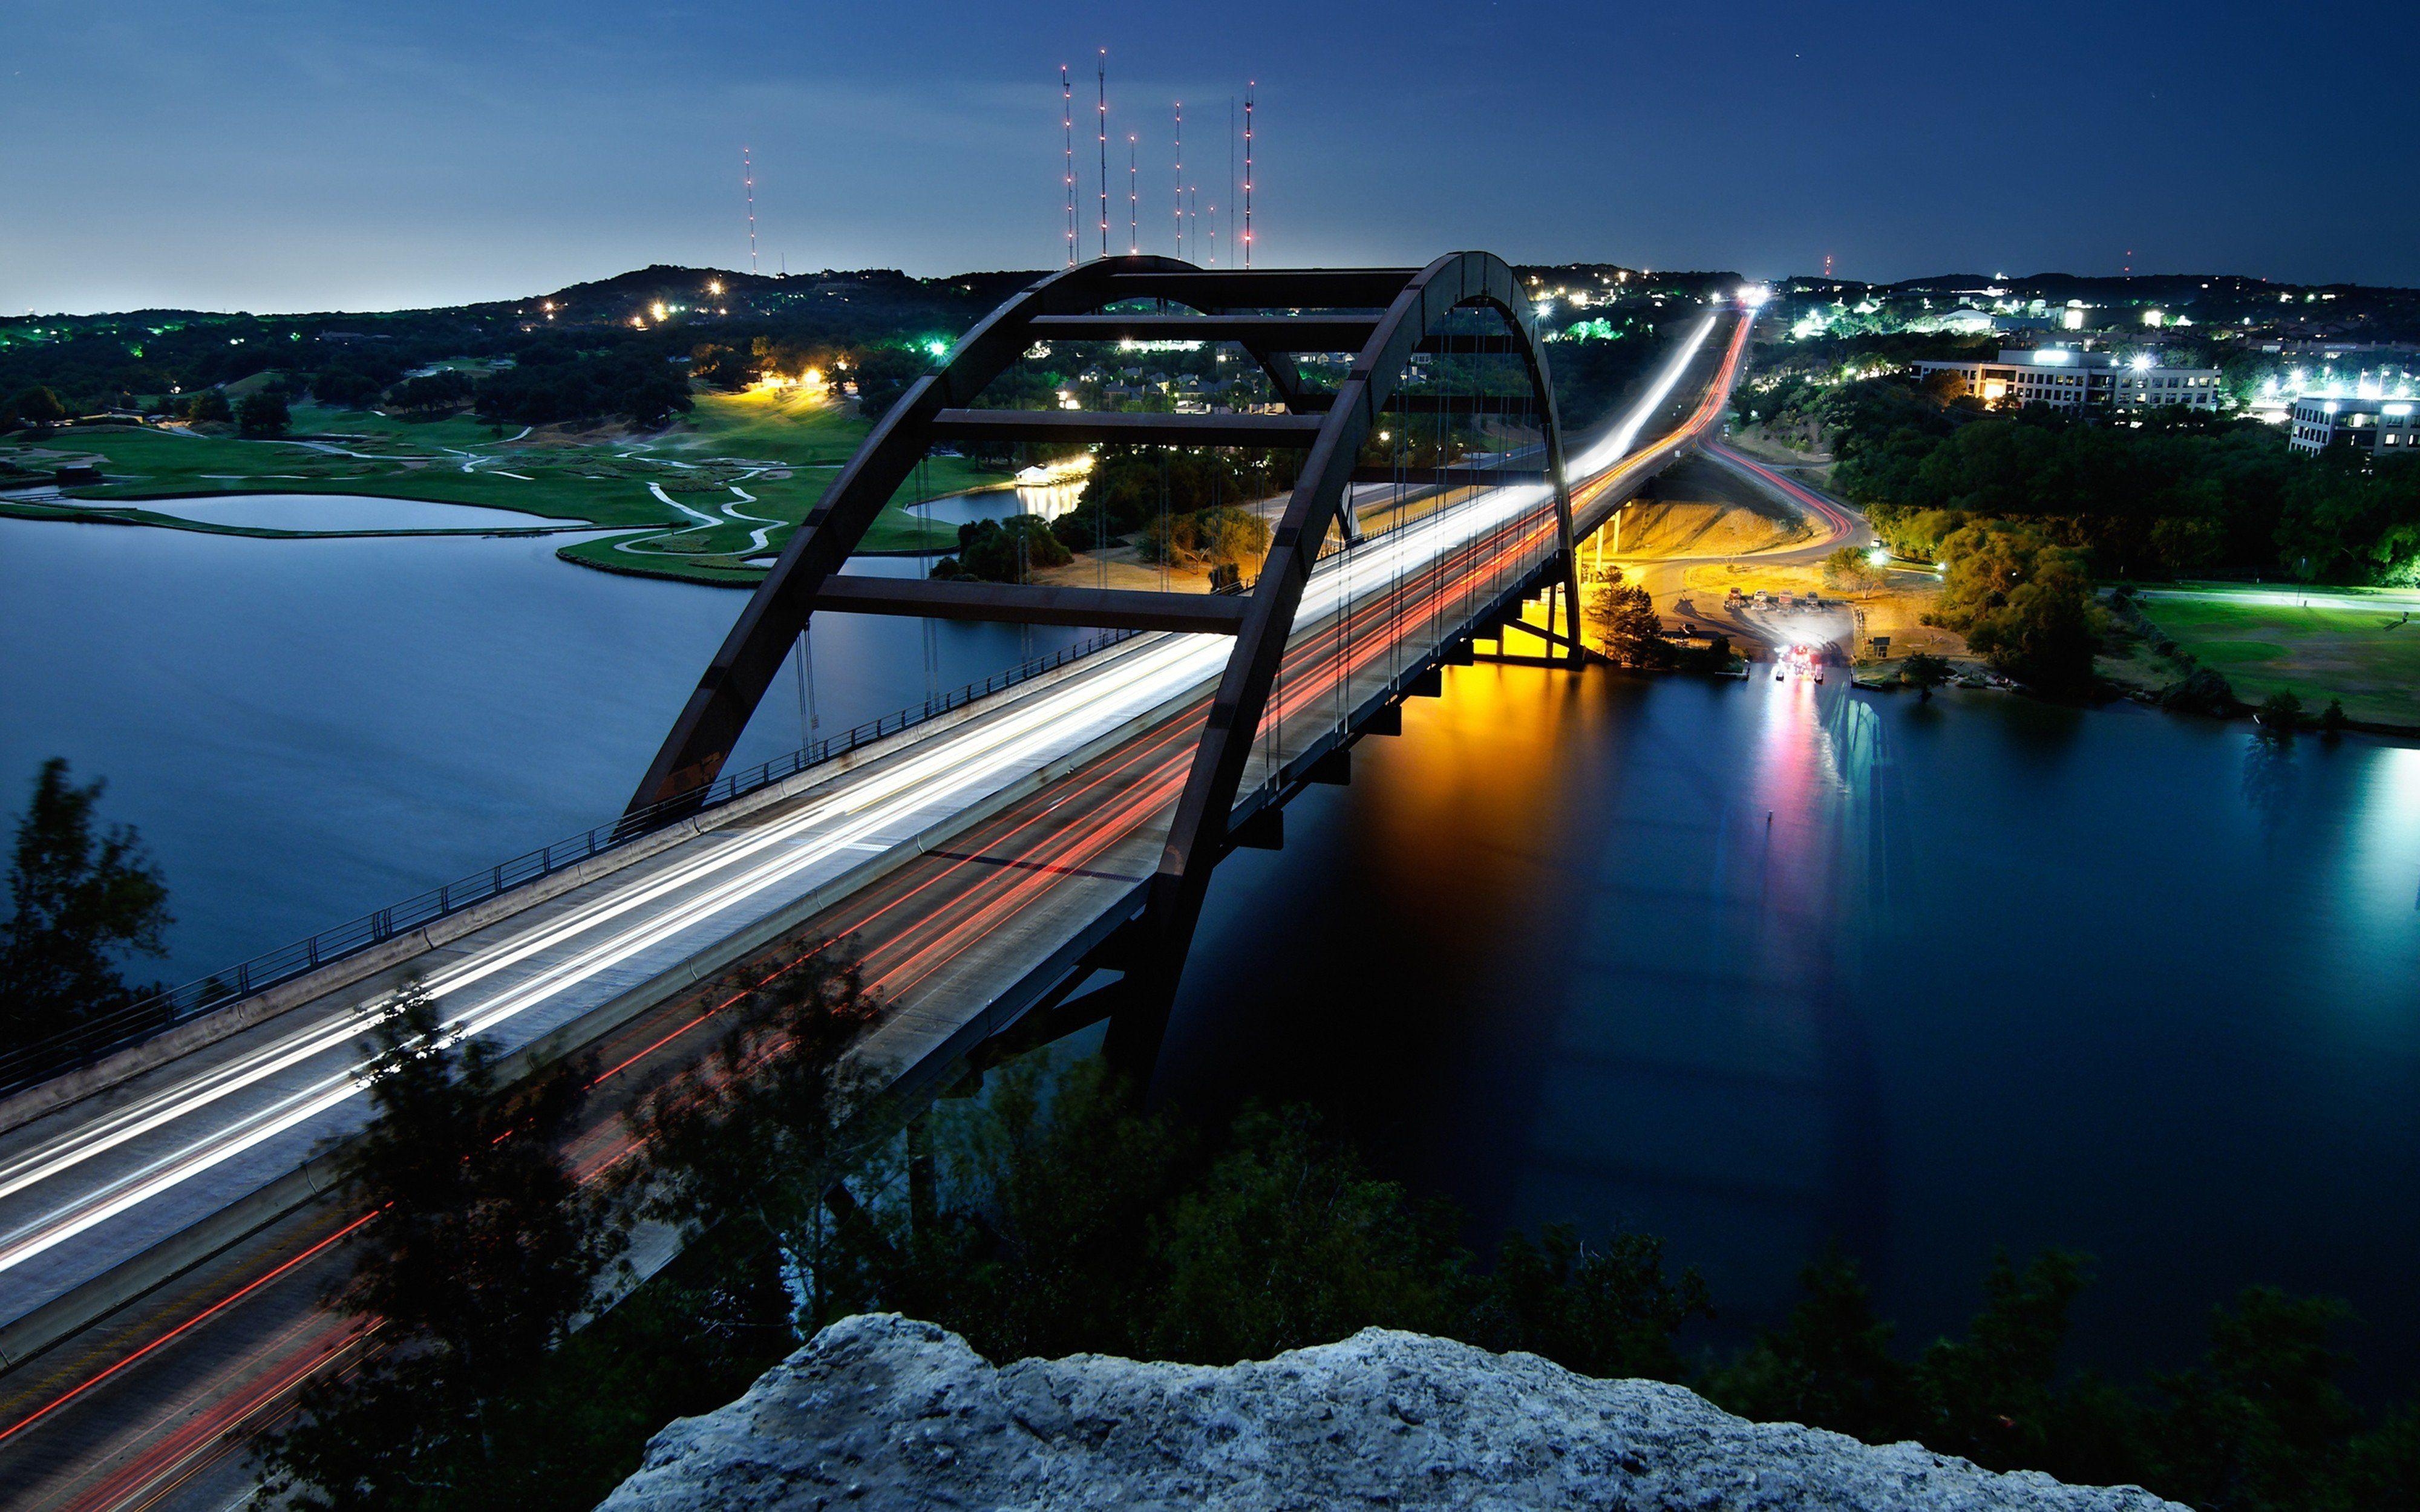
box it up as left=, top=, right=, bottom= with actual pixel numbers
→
left=0, top=310, right=1751, bottom=1512
left=1575, top=430, right=1869, bottom=663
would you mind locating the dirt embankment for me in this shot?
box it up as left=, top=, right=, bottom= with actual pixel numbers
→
left=1611, top=498, right=1808, bottom=558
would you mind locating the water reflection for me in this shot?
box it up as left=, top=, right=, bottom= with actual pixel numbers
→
left=2240, top=731, right=2300, bottom=833
left=102, top=492, right=582, bottom=531
left=1153, top=672, right=2420, bottom=1393
left=906, top=481, right=1085, bottom=529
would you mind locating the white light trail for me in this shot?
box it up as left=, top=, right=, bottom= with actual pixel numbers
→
left=0, top=332, right=1713, bottom=1285
left=1567, top=314, right=1716, bottom=478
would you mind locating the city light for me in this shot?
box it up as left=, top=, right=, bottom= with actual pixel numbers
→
left=2130, top=353, right=2155, bottom=372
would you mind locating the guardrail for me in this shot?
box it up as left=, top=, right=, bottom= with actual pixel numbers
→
left=0, top=624, right=1145, bottom=1100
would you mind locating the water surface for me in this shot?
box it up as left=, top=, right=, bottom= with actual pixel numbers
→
left=0, top=518, right=1076, bottom=979
left=1157, top=668, right=2420, bottom=1395
left=110, top=492, right=580, bottom=530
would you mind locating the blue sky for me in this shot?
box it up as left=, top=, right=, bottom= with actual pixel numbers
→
left=4, top=0, right=2412, bottom=314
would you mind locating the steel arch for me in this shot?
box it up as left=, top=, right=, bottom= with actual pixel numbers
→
left=626, top=251, right=1577, bottom=1036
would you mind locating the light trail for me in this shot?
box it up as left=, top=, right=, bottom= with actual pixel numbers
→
left=0, top=480, right=1562, bottom=1284
left=1704, top=442, right=1857, bottom=544
left=1568, top=313, right=1716, bottom=477
left=1, top=310, right=1751, bottom=1512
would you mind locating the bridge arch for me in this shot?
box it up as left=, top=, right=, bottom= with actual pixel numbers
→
left=628, top=251, right=1580, bottom=1029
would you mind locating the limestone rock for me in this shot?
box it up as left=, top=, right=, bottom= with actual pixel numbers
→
left=597, top=1313, right=2185, bottom=1511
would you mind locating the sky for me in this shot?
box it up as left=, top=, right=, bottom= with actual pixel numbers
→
left=4, top=0, right=2414, bottom=315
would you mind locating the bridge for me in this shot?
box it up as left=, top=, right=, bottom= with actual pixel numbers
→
left=0, top=254, right=1751, bottom=1511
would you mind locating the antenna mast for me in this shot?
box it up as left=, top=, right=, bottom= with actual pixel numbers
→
left=1172, top=102, right=1184, bottom=261
left=1096, top=50, right=1110, bottom=259
left=1127, top=135, right=1139, bottom=254
left=742, top=147, right=757, bottom=275
left=1061, top=67, right=1076, bottom=267
left=1242, top=84, right=1254, bottom=269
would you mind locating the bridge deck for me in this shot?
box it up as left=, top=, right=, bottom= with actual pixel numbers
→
left=0, top=312, right=1749, bottom=1512
left=0, top=458, right=1589, bottom=1352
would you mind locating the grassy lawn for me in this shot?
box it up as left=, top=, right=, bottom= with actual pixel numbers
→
left=0, top=389, right=1015, bottom=585
left=2132, top=589, right=2420, bottom=726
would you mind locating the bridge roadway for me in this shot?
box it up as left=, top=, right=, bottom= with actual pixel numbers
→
left=0, top=308, right=1750, bottom=1512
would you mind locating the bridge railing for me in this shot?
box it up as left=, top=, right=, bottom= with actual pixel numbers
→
left=0, top=624, right=1145, bottom=1101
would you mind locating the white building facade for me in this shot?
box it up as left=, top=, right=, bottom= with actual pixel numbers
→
left=2288, top=396, right=2419, bottom=456
left=1911, top=348, right=2224, bottom=414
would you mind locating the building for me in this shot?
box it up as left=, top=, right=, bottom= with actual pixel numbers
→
left=2287, top=394, right=2419, bottom=456
left=1911, top=348, right=2224, bottom=414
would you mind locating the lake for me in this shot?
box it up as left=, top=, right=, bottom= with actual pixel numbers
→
left=1156, top=665, right=2420, bottom=1395
left=105, top=493, right=583, bottom=530
left=0, top=513, right=1077, bottom=979
left=2, top=509, right=2413, bottom=1398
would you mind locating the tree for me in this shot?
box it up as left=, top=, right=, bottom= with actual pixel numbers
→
left=254, top=985, right=623, bottom=1510
left=1151, top=1106, right=1465, bottom=1364
left=10, top=385, right=67, bottom=428
left=1707, top=1248, right=1920, bottom=1444
left=1920, top=368, right=1970, bottom=409
left=1900, top=651, right=1954, bottom=699
left=1926, top=521, right=2097, bottom=691
left=2257, top=688, right=2304, bottom=734
left=390, top=370, right=476, bottom=417
left=626, top=955, right=881, bottom=1340
left=1823, top=544, right=1886, bottom=596
left=1140, top=505, right=1272, bottom=571
left=1915, top=1250, right=2095, bottom=1471
left=2150, top=1288, right=2360, bottom=1511
left=1465, top=1223, right=1712, bottom=1382
left=0, top=760, right=170, bottom=1048
left=185, top=387, right=234, bottom=425
left=850, top=347, right=927, bottom=416
left=930, top=513, right=1074, bottom=584
left=1588, top=573, right=1672, bottom=668
left=865, top=1057, right=1186, bottom=1363
left=314, top=368, right=387, bottom=409
left=235, top=390, right=290, bottom=438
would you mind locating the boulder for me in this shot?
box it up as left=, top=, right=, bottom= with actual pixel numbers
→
left=597, top=1314, right=2183, bottom=1511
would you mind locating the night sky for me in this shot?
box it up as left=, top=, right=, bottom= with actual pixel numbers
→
left=6, top=0, right=2412, bottom=315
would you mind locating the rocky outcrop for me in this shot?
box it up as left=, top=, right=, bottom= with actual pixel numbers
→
left=597, top=1314, right=2185, bottom=1511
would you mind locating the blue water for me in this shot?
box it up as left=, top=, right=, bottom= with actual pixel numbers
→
left=0, top=517, right=1075, bottom=982
left=1159, top=666, right=2420, bottom=1396
left=112, top=493, right=580, bottom=530
left=2, top=513, right=2413, bottom=1400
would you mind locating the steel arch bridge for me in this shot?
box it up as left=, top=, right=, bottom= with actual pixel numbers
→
left=629, top=251, right=1585, bottom=1041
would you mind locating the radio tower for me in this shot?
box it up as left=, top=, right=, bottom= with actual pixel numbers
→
left=742, top=148, right=758, bottom=275
left=1172, top=103, right=1184, bottom=261
left=1096, top=50, right=1110, bottom=259
left=1127, top=135, right=1139, bottom=254
left=1061, top=67, right=1076, bottom=267
left=1241, top=84, right=1255, bottom=269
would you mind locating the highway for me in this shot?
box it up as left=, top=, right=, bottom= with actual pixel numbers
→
left=0, top=307, right=1753, bottom=1512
